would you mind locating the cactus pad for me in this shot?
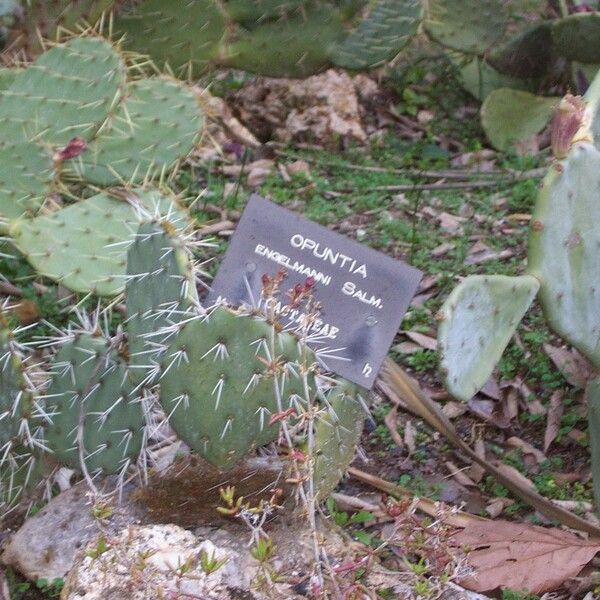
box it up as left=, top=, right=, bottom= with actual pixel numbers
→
left=73, top=78, right=202, bottom=186
left=115, top=0, right=226, bottom=78
left=0, top=140, right=52, bottom=224
left=553, top=13, right=600, bottom=64
left=313, top=379, right=365, bottom=500
left=528, top=141, right=600, bottom=367
left=457, top=58, right=534, bottom=102
left=424, top=0, right=507, bottom=55
left=224, top=5, right=345, bottom=77
left=44, top=333, right=144, bottom=475
left=125, top=221, right=196, bottom=386
left=331, top=0, right=421, bottom=70
left=0, top=37, right=125, bottom=145
left=159, top=307, right=316, bottom=469
left=0, top=325, right=37, bottom=461
left=438, top=275, right=539, bottom=402
left=586, top=377, right=600, bottom=510
left=481, top=89, right=557, bottom=151
left=10, top=189, right=189, bottom=296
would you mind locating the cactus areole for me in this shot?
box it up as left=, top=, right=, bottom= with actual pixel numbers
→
left=208, top=195, right=422, bottom=388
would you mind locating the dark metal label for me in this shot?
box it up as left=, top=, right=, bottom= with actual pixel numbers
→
left=207, top=195, right=422, bottom=389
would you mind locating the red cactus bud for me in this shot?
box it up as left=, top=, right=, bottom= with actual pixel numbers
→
left=53, top=136, right=87, bottom=162
left=551, top=94, right=586, bottom=159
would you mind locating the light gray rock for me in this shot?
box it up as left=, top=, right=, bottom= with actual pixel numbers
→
left=1, top=482, right=138, bottom=582
left=61, top=523, right=309, bottom=600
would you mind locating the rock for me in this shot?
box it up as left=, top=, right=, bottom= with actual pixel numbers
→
left=231, top=69, right=368, bottom=144
left=1, top=482, right=138, bottom=582
left=62, top=520, right=343, bottom=600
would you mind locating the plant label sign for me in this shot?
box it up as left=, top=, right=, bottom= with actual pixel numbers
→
left=208, top=195, right=422, bottom=388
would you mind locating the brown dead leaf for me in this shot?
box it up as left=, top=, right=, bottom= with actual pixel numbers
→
left=502, top=388, right=520, bottom=421
left=480, top=377, right=502, bottom=401
left=431, top=242, right=453, bottom=257
left=506, top=436, right=547, bottom=465
left=543, top=344, right=592, bottom=388
left=287, top=160, right=311, bottom=177
left=469, top=438, right=486, bottom=483
left=12, top=299, right=39, bottom=325
left=493, top=463, right=536, bottom=492
left=392, top=341, right=422, bottom=355
left=438, top=211, right=464, bottom=234
left=383, top=406, right=404, bottom=449
left=404, top=420, right=416, bottom=455
left=445, top=461, right=477, bottom=487
left=485, top=497, right=514, bottom=519
left=442, top=401, right=468, bottom=419
left=464, top=241, right=514, bottom=265
left=468, top=397, right=511, bottom=429
left=453, top=520, right=600, bottom=594
left=403, top=330, right=437, bottom=351
left=246, top=159, right=274, bottom=187
left=544, top=391, right=564, bottom=452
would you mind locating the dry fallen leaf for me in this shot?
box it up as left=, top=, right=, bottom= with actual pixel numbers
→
left=544, top=344, right=592, bottom=388
left=453, top=520, right=600, bottom=594
left=403, top=330, right=438, bottom=351
left=404, top=420, right=416, bottom=455
left=464, top=241, right=514, bottom=265
left=467, top=397, right=511, bottom=429
left=544, top=390, right=564, bottom=452
left=506, top=436, right=546, bottom=465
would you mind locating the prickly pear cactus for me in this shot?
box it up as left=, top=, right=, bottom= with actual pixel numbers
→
left=0, top=37, right=126, bottom=144
left=424, top=0, right=508, bottom=55
left=11, top=1, right=116, bottom=54
left=481, top=89, right=558, bottom=151
left=438, top=275, right=539, bottom=402
left=0, top=323, right=39, bottom=462
left=71, top=78, right=202, bottom=186
left=313, top=379, right=365, bottom=500
left=125, top=220, right=196, bottom=386
left=115, top=0, right=226, bottom=78
left=0, top=321, right=45, bottom=514
left=224, top=4, right=346, bottom=77
left=44, top=333, right=145, bottom=476
left=159, top=306, right=316, bottom=469
left=331, top=0, right=421, bottom=69
left=552, top=12, right=600, bottom=64
left=10, top=189, right=189, bottom=296
left=587, top=378, right=600, bottom=508
left=528, top=142, right=600, bottom=367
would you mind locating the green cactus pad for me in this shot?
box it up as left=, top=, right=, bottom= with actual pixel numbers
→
left=159, top=307, right=316, bottom=469
left=125, top=221, right=196, bottom=386
left=0, top=448, right=44, bottom=516
left=457, top=57, right=535, bottom=102
left=0, top=68, right=19, bottom=91
left=553, top=13, right=600, bottom=64
left=481, top=89, right=558, bottom=151
left=0, top=326, right=36, bottom=460
left=331, top=0, right=421, bottom=70
left=71, top=78, right=202, bottom=186
left=528, top=141, right=600, bottom=367
left=438, top=275, right=539, bottom=402
left=424, top=0, right=507, bottom=55
left=0, top=37, right=126, bottom=145
left=115, top=0, right=226, bottom=78
left=586, top=377, right=600, bottom=510
left=487, top=23, right=553, bottom=79
left=225, top=0, right=307, bottom=25
left=224, top=5, right=345, bottom=77
left=15, top=1, right=116, bottom=52
left=0, top=140, right=52, bottom=224
left=10, top=189, right=189, bottom=296
left=313, top=379, right=365, bottom=500
left=45, top=333, right=144, bottom=475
